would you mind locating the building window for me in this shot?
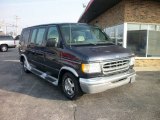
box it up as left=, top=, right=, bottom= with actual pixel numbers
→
left=148, top=30, right=160, bottom=57
left=127, top=31, right=147, bottom=57
left=117, top=25, right=123, bottom=46
left=156, top=25, right=160, bottom=31
left=127, top=23, right=160, bottom=57
left=128, top=24, right=140, bottom=31
left=148, top=25, right=156, bottom=31
left=140, top=25, right=148, bottom=30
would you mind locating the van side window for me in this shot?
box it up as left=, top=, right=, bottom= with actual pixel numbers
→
left=21, top=29, right=30, bottom=45
left=30, top=29, right=37, bottom=44
left=35, top=28, right=46, bottom=45
left=47, top=26, right=59, bottom=47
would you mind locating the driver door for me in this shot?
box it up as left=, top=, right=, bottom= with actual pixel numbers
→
left=44, top=26, right=61, bottom=78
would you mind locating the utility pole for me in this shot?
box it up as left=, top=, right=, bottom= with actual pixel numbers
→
left=15, top=16, right=20, bottom=36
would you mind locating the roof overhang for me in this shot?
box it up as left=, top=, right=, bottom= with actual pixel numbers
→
left=78, top=0, right=121, bottom=23
left=79, top=0, right=160, bottom=23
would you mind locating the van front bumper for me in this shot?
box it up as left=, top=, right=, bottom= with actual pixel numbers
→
left=79, top=69, right=136, bottom=94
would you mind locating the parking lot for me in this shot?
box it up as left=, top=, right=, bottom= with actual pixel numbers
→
left=0, top=48, right=160, bottom=120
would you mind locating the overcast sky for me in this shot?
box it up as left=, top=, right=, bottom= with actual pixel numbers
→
left=0, top=0, right=90, bottom=31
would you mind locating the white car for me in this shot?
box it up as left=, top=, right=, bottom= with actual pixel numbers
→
left=0, top=35, right=16, bottom=52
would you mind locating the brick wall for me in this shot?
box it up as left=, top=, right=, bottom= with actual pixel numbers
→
left=124, top=0, right=160, bottom=23
left=90, top=0, right=160, bottom=29
left=135, top=59, right=160, bottom=67
left=90, top=1, right=125, bottom=29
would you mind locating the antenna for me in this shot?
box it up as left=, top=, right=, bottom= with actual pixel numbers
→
left=69, top=24, right=72, bottom=48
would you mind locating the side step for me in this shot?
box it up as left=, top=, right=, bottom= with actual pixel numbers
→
left=31, top=68, right=58, bottom=86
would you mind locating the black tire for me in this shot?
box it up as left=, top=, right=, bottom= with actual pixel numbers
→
left=62, top=72, right=83, bottom=100
left=1, top=45, right=8, bottom=52
left=22, top=59, right=30, bottom=73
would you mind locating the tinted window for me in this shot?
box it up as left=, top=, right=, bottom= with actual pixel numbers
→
left=47, top=26, right=59, bottom=47
left=35, top=28, right=46, bottom=45
left=21, top=29, right=30, bottom=45
left=30, top=29, right=37, bottom=43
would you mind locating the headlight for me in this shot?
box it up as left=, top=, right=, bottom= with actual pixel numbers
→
left=130, top=57, right=135, bottom=66
left=81, top=63, right=101, bottom=73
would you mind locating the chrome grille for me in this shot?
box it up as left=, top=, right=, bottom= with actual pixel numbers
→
left=102, top=59, right=130, bottom=75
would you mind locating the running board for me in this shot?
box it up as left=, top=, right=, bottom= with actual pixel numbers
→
left=30, top=68, right=58, bottom=86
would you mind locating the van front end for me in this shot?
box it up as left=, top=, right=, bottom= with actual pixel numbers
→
left=79, top=57, right=136, bottom=94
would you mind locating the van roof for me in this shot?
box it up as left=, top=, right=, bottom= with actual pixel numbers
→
left=25, top=23, right=88, bottom=29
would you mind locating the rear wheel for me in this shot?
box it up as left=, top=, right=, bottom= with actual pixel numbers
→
left=62, top=72, right=82, bottom=100
left=23, top=59, right=30, bottom=73
left=1, top=45, right=8, bottom=52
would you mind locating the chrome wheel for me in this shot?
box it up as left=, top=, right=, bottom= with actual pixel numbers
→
left=64, top=77, right=75, bottom=96
left=62, top=73, right=83, bottom=100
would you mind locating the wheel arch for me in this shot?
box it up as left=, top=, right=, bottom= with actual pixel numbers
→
left=0, top=44, right=8, bottom=47
left=20, top=55, right=25, bottom=62
left=20, top=54, right=31, bottom=70
left=58, top=66, right=79, bottom=85
left=20, top=54, right=28, bottom=62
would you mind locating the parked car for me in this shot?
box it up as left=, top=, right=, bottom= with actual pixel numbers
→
left=14, top=35, right=20, bottom=47
left=0, top=35, right=16, bottom=52
left=19, top=23, right=136, bottom=99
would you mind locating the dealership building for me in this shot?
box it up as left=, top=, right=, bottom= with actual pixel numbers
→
left=78, top=0, right=160, bottom=67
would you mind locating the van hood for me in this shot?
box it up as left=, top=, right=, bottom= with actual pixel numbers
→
left=71, top=45, right=133, bottom=62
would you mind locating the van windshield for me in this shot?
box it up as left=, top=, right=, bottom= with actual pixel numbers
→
left=60, top=24, right=113, bottom=46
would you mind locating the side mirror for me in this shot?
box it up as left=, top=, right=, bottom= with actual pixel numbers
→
left=46, top=38, right=57, bottom=47
left=15, top=35, right=20, bottom=40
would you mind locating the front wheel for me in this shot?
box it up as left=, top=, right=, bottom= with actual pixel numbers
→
left=1, top=45, right=8, bottom=52
left=62, top=73, right=82, bottom=100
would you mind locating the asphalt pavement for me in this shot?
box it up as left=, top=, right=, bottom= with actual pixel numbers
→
left=0, top=48, right=160, bottom=120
